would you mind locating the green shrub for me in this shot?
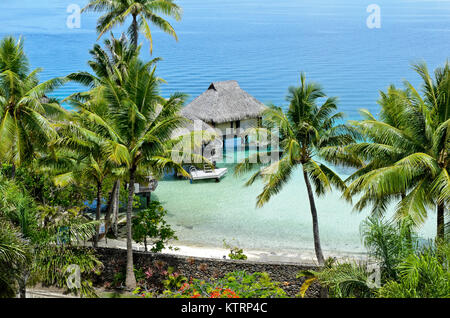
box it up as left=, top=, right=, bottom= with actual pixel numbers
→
left=223, top=240, right=247, bottom=260
left=132, top=201, right=177, bottom=253
left=377, top=245, right=450, bottom=298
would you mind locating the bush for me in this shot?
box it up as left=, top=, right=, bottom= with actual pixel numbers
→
left=377, top=245, right=450, bottom=298
left=223, top=240, right=247, bottom=260
left=163, top=271, right=287, bottom=298
left=298, top=217, right=450, bottom=298
left=132, top=201, right=177, bottom=253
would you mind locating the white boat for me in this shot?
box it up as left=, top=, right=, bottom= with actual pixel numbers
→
left=189, top=166, right=228, bottom=183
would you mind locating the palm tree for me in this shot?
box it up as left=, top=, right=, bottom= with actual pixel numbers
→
left=101, top=58, right=191, bottom=289
left=82, top=0, right=182, bottom=52
left=67, top=36, right=206, bottom=289
left=345, top=62, right=449, bottom=240
left=43, top=94, right=126, bottom=248
left=65, top=35, right=149, bottom=239
left=235, top=73, right=359, bottom=265
left=0, top=36, right=67, bottom=177
left=343, top=85, right=423, bottom=238
left=1, top=169, right=101, bottom=298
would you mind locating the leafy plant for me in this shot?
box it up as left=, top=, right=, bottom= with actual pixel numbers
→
left=82, top=0, right=182, bottom=51
left=297, top=259, right=375, bottom=298
left=162, top=267, right=187, bottom=290
left=132, top=287, right=153, bottom=298
left=345, top=61, right=450, bottom=240
left=377, top=244, right=450, bottom=298
left=32, top=246, right=103, bottom=298
left=132, top=201, right=177, bottom=252
left=223, top=240, right=247, bottom=260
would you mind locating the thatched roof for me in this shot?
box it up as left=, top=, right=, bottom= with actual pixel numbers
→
left=181, top=81, right=266, bottom=124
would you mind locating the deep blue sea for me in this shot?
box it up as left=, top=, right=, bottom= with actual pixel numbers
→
left=1, top=0, right=449, bottom=119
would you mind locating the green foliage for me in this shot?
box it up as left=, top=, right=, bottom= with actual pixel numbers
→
left=0, top=219, right=29, bottom=298
left=111, top=266, right=148, bottom=289
left=1, top=165, right=92, bottom=209
left=223, top=240, right=247, bottom=260
left=345, top=62, right=449, bottom=238
left=83, top=0, right=182, bottom=52
left=0, top=171, right=102, bottom=298
left=377, top=244, right=450, bottom=298
left=132, top=201, right=177, bottom=253
left=360, top=216, right=416, bottom=281
left=298, top=217, right=450, bottom=298
left=163, top=271, right=287, bottom=298
left=297, top=259, right=375, bottom=298
left=32, top=246, right=103, bottom=298
left=132, top=287, right=153, bottom=298
left=234, top=73, right=359, bottom=265
left=0, top=37, right=68, bottom=169
left=162, top=267, right=187, bottom=290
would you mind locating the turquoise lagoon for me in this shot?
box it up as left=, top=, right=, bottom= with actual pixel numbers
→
left=152, top=148, right=436, bottom=255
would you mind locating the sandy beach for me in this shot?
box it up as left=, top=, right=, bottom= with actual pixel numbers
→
left=94, top=238, right=369, bottom=265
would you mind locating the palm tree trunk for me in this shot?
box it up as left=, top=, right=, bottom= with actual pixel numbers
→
left=18, top=276, right=26, bottom=298
left=94, top=181, right=102, bottom=248
left=131, top=14, right=138, bottom=49
left=302, top=169, right=325, bottom=266
left=113, top=180, right=120, bottom=237
left=125, top=167, right=137, bottom=290
left=105, top=179, right=119, bottom=236
left=437, top=203, right=445, bottom=241
left=11, top=163, right=16, bottom=179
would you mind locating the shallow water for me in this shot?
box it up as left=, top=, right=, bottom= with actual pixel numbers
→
left=153, top=150, right=436, bottom=255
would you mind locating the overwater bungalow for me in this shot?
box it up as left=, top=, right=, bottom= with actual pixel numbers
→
left=172, top=80, right=267, bottom=181
left=180, top=80, right=267, bottom=145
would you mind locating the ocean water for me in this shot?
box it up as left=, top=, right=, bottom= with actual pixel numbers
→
left=1, top=0, right=447, bottom=254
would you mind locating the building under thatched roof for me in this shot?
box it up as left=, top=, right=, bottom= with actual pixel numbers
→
left=180, top=81, right=266, bottom=133
left=174, top=81, right=267, bottom=163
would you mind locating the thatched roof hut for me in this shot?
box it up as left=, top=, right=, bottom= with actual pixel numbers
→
left=180, top=80, right=266, bottom=125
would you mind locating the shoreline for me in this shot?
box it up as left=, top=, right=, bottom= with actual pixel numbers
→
left=96, top=238, right=369, bottom=265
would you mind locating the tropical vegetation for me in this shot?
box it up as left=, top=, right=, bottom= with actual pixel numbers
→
left=298, top=217, right=449, bottom=298
left=0, top=0, right=448, bottom=298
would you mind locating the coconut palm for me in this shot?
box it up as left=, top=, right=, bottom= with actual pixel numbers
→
left=235, top=73, right=359, bottom=265
left=67, top=33, right=149, bottom=89
left=82, top=0, right=182, bottom=52
left=0, top=37, right=67, bottom=176
left=100, top=57, right=193, bottom=289
left=42, top=94, right=126, bottom=248
left=65, top=35, right=155, bottom=239
left=345, top=62, right=449, bottom=240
